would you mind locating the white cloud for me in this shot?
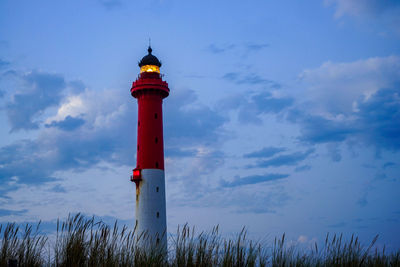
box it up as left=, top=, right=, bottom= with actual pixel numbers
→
left=45, top=95, right=84, bottom=124
left=297, top=235, right=308, bottom=243
left=324, top=0, right=400, bottom=36
left=0, top=162, right=135, bottom=222
left=325, top=0, right=400, bottom=18
left=299, top=55, right=400, bottom=115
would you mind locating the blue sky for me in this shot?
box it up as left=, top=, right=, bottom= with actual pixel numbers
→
left=0, top=0, right=399, bottom=250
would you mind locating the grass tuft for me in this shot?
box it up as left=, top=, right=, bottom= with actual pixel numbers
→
left=0, top=222, right=47, bottom=267
left=0, top=214, right=399, bottom=266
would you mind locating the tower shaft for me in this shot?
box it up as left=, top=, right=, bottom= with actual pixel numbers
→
left=136, top=92, right=165, bottom=170
left=131, top=55, right=169, bottom=251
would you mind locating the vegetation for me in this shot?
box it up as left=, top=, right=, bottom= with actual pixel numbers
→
left=1, top=214, right=399, bottom=266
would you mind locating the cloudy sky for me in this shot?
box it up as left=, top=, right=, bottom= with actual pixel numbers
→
left=1, top=0, right=399, bottom=250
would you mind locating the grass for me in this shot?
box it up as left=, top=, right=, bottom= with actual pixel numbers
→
left=1, top=214, right=399, bottom=266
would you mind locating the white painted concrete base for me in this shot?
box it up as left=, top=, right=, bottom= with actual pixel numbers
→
left=135, top=168, right=167, bottom=251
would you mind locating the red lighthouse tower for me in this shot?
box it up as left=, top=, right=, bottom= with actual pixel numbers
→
left=130, top=46, right=169, bottom=249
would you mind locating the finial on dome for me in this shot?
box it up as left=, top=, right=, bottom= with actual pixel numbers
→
left=148, top=38, right=152, bottom=54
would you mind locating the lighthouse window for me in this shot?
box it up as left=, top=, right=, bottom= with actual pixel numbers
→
left=154, top=113, right=158, bottom=119
left=155, top=162, right=159, bottom=168
left=156, top=212, right=159, bottom=218
left=155, top=137, right=158, bottom=143
left=156, top=186, right=159, bottom=192
left=137, top=145, right=139, bottom=151
left=138, top=121, right=140, bottom=126
left=140, top=65, right=160, bottom=74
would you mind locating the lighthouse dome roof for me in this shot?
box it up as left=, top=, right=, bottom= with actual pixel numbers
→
left=138, top=46, right=162, bottom=67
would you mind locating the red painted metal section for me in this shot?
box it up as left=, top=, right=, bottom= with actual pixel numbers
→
left=131, top=71, right=169, bottom=171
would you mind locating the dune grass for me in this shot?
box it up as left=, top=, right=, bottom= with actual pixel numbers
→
left=1, top=214, right=399, bottom=266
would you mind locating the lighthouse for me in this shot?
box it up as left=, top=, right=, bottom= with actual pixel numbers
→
left=130, top=46, right=169, bottom=250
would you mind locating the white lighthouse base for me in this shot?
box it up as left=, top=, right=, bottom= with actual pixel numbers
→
left=135, top=168, right=167, bottom=252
